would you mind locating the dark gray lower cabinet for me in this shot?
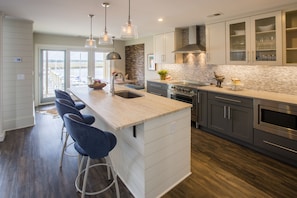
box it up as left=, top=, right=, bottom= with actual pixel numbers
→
left=198, top=91, right=208, bottom=127
left=254, top=129, right=297, bottom=165
left=147, top=81, right=168, bottom=97
left=207, top=92, right=253, bottom=144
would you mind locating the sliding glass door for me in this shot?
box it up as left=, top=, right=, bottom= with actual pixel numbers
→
left=39, top=48, right=109, bottom=104
left=40, top=49, right=66, bottom=103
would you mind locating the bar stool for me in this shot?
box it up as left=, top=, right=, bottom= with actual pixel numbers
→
left=55, top=98, right=95, bottom=168
left=55, top=89, right=86, bottom=140
left=64, top=113, right=120, bottom=198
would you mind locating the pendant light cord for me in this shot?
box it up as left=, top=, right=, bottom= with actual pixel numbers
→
left=128, top=0, right=131, bottom=25
left=104, top=5, right=107, bottom=33
left=89, top=14, right=94, bottom=39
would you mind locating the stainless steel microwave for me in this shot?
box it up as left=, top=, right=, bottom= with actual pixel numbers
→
left=254, top=99, right=297, bottom=141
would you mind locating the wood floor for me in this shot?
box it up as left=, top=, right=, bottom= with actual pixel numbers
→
left=0, top=106, right=297, bottom=198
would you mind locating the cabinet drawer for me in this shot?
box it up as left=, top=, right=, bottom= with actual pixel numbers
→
left=208, top=92, right=253, bottom=108
left=147, top=81, right=168, bottom=90
left=254, top=129, right=297, bottom=163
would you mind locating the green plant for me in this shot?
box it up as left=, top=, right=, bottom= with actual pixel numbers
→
left=157, top=69, right=168, bottom=76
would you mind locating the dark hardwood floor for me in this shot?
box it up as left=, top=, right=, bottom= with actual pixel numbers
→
left=0, top=105, right=297, bottom=198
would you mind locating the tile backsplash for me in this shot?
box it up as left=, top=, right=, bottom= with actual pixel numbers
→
left=161, top=62, right=297, bottom=96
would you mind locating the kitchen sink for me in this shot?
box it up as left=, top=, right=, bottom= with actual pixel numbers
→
left=115, top=90, right=143, bottom=99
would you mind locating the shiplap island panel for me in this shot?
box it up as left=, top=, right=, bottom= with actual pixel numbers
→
left=70, top=86, right=192, bottom=198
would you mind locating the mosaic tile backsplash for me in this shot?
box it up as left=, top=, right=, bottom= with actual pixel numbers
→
left=160, top=58, right=297, bottom=96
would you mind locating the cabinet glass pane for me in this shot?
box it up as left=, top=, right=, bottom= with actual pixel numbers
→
left=254, top=16, right=276, bottom=61
left=286, top=10, right=297, bottom=64
left=229, top=22, right=246, bottom=61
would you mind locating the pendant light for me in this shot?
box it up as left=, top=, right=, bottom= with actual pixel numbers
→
left=99, top=3, right=113, bottom=45
left=106, top=37, right=121, bottom=60
left=120, top=0, right=138, bottom=40
left=85, top=14, right=97, bottom=48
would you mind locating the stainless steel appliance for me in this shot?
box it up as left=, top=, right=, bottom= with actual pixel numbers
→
left=168, top=81, right=209, bottom=128
left=254, top=99, right=297, bottom=141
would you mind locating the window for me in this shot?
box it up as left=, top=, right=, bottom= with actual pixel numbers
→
left=70, top=51, right=88, bottom=87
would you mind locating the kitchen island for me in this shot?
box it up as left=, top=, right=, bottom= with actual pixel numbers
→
left=70, top=86, right=192, bottom=198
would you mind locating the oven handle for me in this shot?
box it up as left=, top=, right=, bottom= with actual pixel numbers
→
left=172, top=97, right=192, bottom=104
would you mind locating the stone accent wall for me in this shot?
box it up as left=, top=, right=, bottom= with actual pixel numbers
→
left=125, top=44, right=145, bottom=86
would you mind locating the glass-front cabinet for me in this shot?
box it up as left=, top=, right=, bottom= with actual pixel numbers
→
left=285, top=10, right=297, bottom=64
left=226, top=11, right=282, bottom=65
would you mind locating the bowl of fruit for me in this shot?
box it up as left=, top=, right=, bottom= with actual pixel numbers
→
left=88, top=79, right=106, bottom=89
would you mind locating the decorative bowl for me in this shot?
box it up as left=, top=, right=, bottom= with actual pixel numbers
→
left=234, top=30, right=245, bottom=35
left=258, top=24, right=275, bottom=32
left=88, top=83, right=106, bottom=89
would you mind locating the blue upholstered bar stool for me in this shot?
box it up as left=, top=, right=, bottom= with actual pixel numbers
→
left=64, top=113, right=120, bottom=198
left=55, top=98, right=95, bottom=168
left=55, top=89, right=86, bottom=140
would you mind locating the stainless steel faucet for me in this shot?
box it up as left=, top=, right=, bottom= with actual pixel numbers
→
left=111, top=72, right=125, bottom=96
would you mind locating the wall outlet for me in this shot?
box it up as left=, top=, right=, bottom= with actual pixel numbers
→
left=17, top=74, right=25, bottom=80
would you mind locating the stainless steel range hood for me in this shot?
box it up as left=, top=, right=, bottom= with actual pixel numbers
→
left=173, top=26, right=206, bottom=53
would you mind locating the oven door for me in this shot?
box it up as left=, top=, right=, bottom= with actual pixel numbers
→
left=170, top=92, right=197, bottom=122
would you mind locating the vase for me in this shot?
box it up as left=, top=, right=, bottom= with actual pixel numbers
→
left=160, top=75, right=166, bottom=80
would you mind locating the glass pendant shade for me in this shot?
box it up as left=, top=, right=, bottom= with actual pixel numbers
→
left=99, top=31, right=113, bottom=45
left=99, top=3, right=113, bottom=45
left=121, top=21, right=138, bottom=39
left=85, top=14, right=97, bottom=48
left=85, top=38, right=97, bottom=48
left=120, top=0, right=138, bottom=40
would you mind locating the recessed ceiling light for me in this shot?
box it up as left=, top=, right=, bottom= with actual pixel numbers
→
left=158, top=18, right=163, bottom=22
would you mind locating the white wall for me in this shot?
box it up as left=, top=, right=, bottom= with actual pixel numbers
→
left=2, top=17, right=35, bottom=132
left=0, top=12, right=4, bottom=141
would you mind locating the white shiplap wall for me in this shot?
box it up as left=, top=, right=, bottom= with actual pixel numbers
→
left=2, top=17, right=34, bottom=132
left=0, top=12, right=3, bottom=141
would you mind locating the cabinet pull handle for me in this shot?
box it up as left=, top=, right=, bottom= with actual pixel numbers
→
left=215, top=96, right=241, bottom=103
left=263, top=140, right=297, bottom=154
left=247, top=51, right=249, bottom=63
left=197, top=92, right=200, bottom=103
left=228, top=106, right=231, bottom=120
left=223, top=105, right=227, bottom=119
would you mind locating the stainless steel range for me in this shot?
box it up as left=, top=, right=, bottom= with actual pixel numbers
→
left=168, top=80, right=210, bottom=128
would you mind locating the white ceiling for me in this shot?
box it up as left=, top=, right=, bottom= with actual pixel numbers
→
left=0, top=0, right=296, bottom=39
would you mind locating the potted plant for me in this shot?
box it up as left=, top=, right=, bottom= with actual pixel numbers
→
left=157, top=69, right=168, bottom=80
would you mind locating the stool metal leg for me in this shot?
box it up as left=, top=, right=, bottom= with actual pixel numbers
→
left=59, top=133, right=69, bottom=168
left=81, top=157, right=91, bottom=198
left=106, top=156, right=120, bottom=198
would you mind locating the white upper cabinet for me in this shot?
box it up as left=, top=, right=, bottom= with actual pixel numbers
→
left=226, top=11, right=282, bottom=65
left=154, top=31, right=182, bottom=64
left=206, top=22, right=226, bottom=65
left=284, top=9, right=297, bottom=65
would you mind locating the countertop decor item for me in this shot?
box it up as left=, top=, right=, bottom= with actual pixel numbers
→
left=88, top=80, right=106, bottom=89
left=157, top=69, right=168, bottom=80
left=214, top=72, right=225, bottom=88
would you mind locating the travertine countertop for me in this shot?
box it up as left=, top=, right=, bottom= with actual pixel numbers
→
left=70, top=85, right=191, bottom=130
left=148, top=79, right=297, bottom=105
